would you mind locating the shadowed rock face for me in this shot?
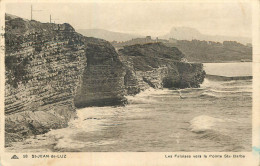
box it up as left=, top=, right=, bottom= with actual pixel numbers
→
left=74, top=37, right=126, bottom=107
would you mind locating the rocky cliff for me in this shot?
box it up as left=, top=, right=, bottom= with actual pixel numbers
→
left=5, top=14, right=125, bottom=145
left=119, top=43, right=205, bottom=94
left=5, top=15, right=85, bottom=145
left=5, top=14, right=205, bottom=146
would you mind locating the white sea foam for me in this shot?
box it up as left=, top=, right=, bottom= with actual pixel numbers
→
left=189, top=115, right=224, bottom=133
left=46, top=105, right=151, bottom=150
left=125, top=88, right=172, bottom=104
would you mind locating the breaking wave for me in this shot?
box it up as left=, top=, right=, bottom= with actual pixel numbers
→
left=125, top=88, right=172, bottom=104
left=189, top=115, right=245, bottom=151
left=189, top=115, right=224, bottom=133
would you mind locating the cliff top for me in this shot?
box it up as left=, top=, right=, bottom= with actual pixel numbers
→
left=118, top=42, right=186, bottom=71
left=5, top=13, right=75, bottom=36
left=5, top=13, right=84, bottom=54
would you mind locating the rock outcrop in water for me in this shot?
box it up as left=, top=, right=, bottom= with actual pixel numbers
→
left=5, top=14, right=205, bottom=146
left=119, top=43, right=206, bottom=94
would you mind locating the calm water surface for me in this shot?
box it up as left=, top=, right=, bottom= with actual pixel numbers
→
left=203, top=62, right=252, bottom=76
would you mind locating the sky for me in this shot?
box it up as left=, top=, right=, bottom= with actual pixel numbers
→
left=5, top=1, right=252, bottom=37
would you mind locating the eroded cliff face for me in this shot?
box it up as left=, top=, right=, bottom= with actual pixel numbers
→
left=5, top=14, right=205, bottom=146
left=5, top=14, right=125, bottom=145
left=5, top=14, right=87, bottom=145
left=119, top=43, right=205, bottom=94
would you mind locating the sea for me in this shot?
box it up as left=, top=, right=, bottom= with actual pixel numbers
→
left=6, top=62, right=252, bottom=152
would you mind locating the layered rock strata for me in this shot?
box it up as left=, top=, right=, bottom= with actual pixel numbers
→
left=5, top=14, right=125, bottom=145
left=5, top=14, right=86, bottom=145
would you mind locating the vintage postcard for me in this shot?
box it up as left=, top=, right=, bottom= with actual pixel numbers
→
left=0, top=0, right=259, bottom=165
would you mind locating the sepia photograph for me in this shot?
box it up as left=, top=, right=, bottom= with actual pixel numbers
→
left=3, top=0, right=255, bottom=154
